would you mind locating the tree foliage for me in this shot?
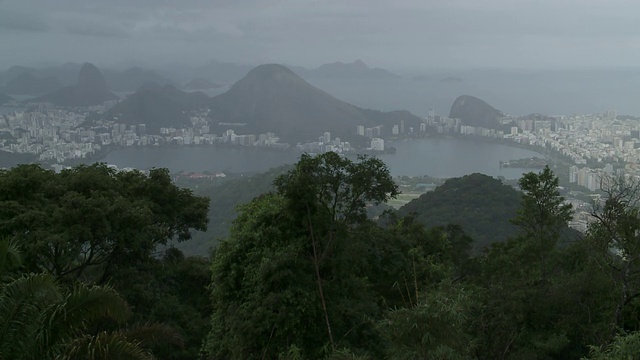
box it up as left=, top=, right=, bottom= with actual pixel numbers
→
left=0, top=163, right=209, bottom=282
left=0, top=238, right=177, bottom=360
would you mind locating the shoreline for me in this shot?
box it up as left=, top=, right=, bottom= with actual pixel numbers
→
left=3, top=133, right=565, bottom=175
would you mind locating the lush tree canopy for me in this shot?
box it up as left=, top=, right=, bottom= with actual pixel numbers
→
left=0, top=163, right=209, bottom=282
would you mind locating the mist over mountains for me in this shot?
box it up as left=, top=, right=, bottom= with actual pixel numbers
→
left=0, top=93, right=14, bottom=104
left=3, top=60, right=640, bottom=118
left=31, top=63, right=119, bottom=107
left=104, top=63, right=421, bottom=142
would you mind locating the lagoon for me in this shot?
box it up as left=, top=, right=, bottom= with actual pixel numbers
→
left=100, top=138, right=542, bottom=179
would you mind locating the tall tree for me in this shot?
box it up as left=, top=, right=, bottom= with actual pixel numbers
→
left=588, top=175, right=640, bottom=335
left=204, top=153, right=399, bottom=359
left=0, top=163, right=209, bottom=282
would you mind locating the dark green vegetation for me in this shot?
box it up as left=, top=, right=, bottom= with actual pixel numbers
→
left=4, top=155, right=640, bottom=359
left=397, top=173, right=521, bottom=252
left=0, top=163, right=211, bottom=359
left=179, top=165, right=292, bottom=256
left=31, top=63, right=119, bottom=107
left=105, top=83, right=209, bottom=132
left=204, top=159, right=640, bottom=359
left=449, top=95, right=504, bottom=129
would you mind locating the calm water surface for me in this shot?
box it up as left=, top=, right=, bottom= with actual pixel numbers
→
left=101, top=138, right=541, bottom=179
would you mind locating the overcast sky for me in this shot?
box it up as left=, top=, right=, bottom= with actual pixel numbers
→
left=1, top=0, right=639, bottom=71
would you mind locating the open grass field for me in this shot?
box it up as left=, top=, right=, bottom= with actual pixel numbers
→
left=387, top=191, right=424, bottom=209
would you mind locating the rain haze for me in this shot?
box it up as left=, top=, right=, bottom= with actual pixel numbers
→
left=1, top=0, right=639, bottom=70
left=4, top=2, right=640, bottom=358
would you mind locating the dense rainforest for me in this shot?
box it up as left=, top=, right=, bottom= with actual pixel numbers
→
left=2, top=155, right=640, bottom=359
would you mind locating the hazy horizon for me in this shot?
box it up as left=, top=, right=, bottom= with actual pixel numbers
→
left=2, top=0, right=640, bottom=71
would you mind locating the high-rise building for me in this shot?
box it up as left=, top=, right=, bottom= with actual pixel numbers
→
left=400, top=120, right=405, bottom=134
left=371, top=138, right=384, bottom=151
left=323, top=132, right=331, bottom=143
left=428, top=108, right=435, bottom=118
left=365, top=128, right=374, bottom=138
left=357, top=125, right=365, bottom=136
left=392, top=125, right=399, bottom=135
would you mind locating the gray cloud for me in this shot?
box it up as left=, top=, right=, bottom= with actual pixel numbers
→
left=64, top=20, right=130, bottom=38
left=0, top=10, right=49, bottom=32
left=2, top=0, right=640, bottom=69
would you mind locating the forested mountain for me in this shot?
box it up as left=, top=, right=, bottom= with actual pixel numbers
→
left=209, top=64, right=422, bottom=142
left=104, top=83, right=209, bottom=132
left=178, top=165, right=292, bottom=255
left=31, top=63, right=119, bottom=107
left=449, top=95, right=505, bottom=129
left=397, top=173, right=521, bottom=252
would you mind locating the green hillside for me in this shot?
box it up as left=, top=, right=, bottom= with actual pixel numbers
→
left=397, top=173, right=521, bottom=251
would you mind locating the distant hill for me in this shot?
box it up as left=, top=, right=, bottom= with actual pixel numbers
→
left=306, top=60, right=399, bottom=79
left=449, top=95, right=504, bottom=129
left=104, top=67, right=174, bottom=92
left=209, top=64, right=421, bottom=142
left=179, top=165, right=292, bottom=255
left=0, top=93, right=14, bottom=104
left=103, top=83, right=209, bottom=132
left=183, top=78, right=223, bottom=90
left=31, top=63, right=118, bottom=107
left=0, top=66, right=36, bottom=85
left=396, top=173, right=522, bottom=252
left=2, top=73, right=62, bottom=95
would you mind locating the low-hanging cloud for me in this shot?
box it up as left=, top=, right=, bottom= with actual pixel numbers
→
left=2, top=0, right=640, bottom=69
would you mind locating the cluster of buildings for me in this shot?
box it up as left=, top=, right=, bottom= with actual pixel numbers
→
left=0, top=107, right=290, bottom=163
left=423, top=109, right=640, bottom=191
left=296, top=130, right=386, bottom=154
left=5, top=101, right=640, bottom=196
left=297, top=131, right=353, bottom=153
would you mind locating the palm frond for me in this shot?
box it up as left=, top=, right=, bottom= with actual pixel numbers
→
left=59, top=331, right=155, bottom=360
left=0, top=273, right=61, bottom=358
left=40, top=283, right=132, bottom=355
left=119, top=322, right=184, bottom=349
left=0, top=237, right=22, bottom=278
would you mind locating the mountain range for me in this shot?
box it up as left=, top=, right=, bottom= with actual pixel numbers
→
left=208, top=64, right=418, bottom=141
left=31, top=63, right=119, bottom=107
left=0, top=63, right=173, bottom=95
left=297, top=60, right=400, bottom=79
left=105, top=63, right=421, bottom=142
